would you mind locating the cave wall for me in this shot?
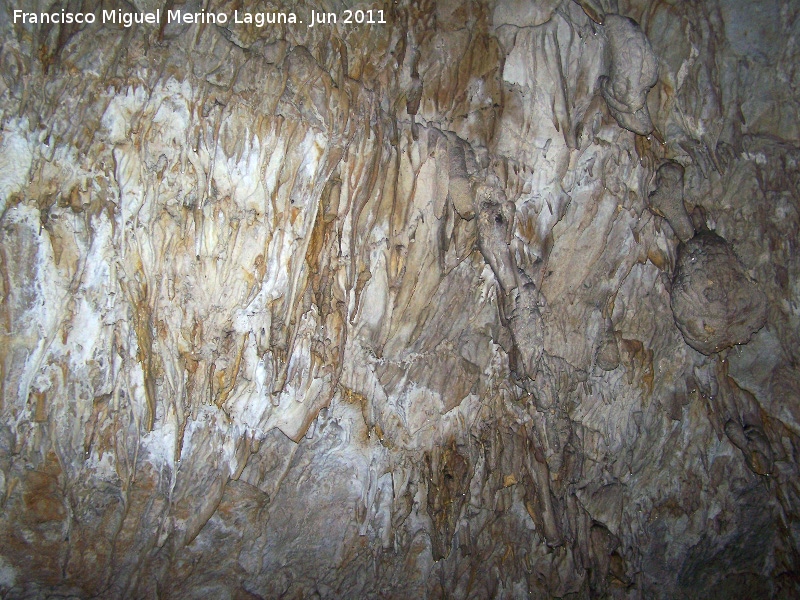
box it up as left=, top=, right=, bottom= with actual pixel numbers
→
left=0, top=0, right=799, bottom=597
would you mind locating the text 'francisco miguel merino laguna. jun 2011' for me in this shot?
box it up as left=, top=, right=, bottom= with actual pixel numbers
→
left=11, top=7, right=388, bottom=28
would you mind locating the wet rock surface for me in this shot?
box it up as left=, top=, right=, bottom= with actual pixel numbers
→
left=0, top=0, right=799, bottom=598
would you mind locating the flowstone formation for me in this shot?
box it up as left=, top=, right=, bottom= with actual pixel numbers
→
left=1, top=0, right=800, bottom=598
left=671, top=231, right=768, bottom=356
left=599, top=14, right=659, bottom=137
left=647, top=160, right=693, bottom=243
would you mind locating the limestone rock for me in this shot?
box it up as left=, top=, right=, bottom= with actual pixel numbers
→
left=600, top=14, right=659, bottom=136
left=574, top=0, right=605, bottom=25
left=0, top=0, right=798, bottom=598
left=648, top=160, right=695, bottom=242
left=671, top=232, right=768, bottom=355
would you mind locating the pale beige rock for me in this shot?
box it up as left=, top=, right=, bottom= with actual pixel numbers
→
left=493, top=0, right=562, bottom=28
